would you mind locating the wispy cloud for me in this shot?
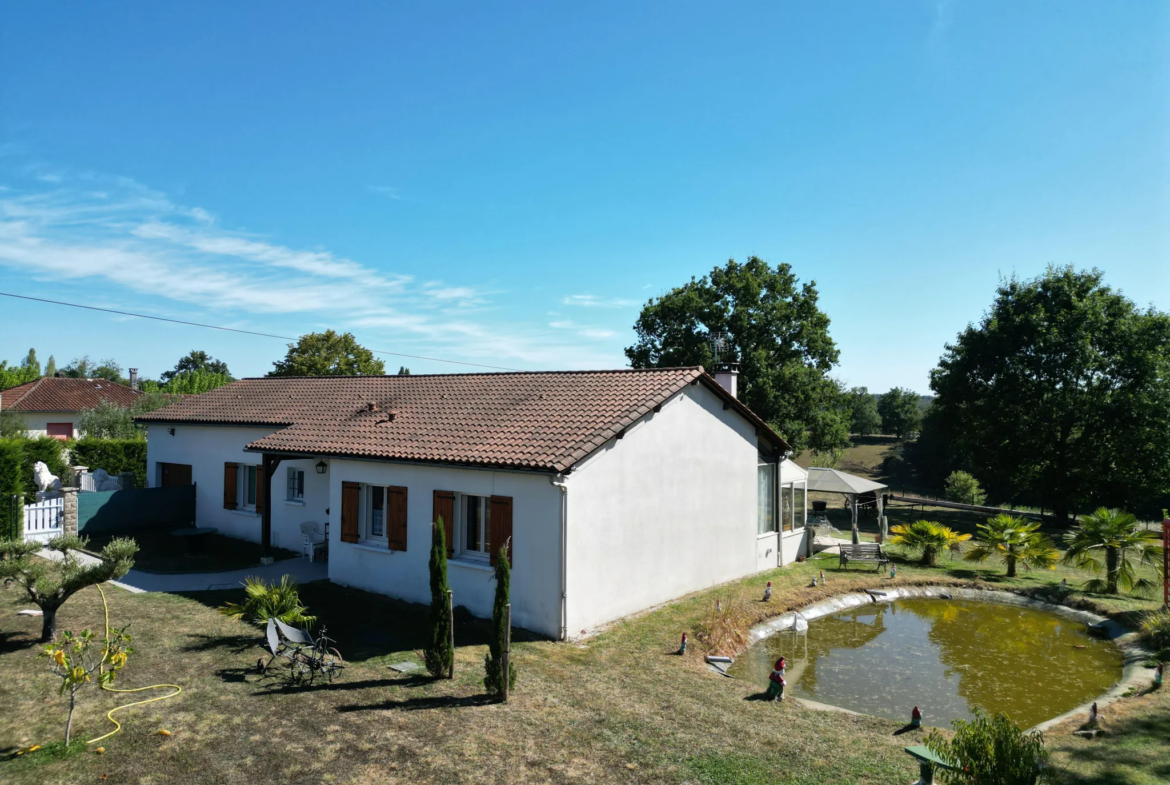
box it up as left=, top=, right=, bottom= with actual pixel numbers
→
left=929, top=0, right=958, bottom=44
left=368, top=185, right=405, bottom=200
left=0, top=171, right=625, bottom=370
left=563, top=293, right=640, bottom=308
left=549, top=318, right=617, bottom=340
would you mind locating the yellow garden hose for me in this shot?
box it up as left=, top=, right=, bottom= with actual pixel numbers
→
left=86, top=584, right=182, bottom=745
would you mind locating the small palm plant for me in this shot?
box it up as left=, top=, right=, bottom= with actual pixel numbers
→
left=964, top=514, right=1058, bottom=578
left=1062, top=508, right=1163, bottom=596
left=218, top=575, right=316, bottom=627
left=888, top=520, right=971, bottom=566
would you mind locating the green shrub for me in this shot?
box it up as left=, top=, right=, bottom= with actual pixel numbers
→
left=69, top=439, right=148, bottom=489
left=926, top=707, right=1048, bottom=785
left=217, top=575, right=316, bottom=627
left=424, top=519, right=454, bottom=678
left=484, top=544, right=517, bottom=700
left=944, top=470, right=987, bottom=506
left=0, top=438, right=23, bottom=538
left=19, top=436, right=69, bottom=498
left=1140, top=609, right=1170, bottom=652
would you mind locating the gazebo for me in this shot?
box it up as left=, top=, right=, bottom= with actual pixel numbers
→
left=806, top=467, right=888, bottom=544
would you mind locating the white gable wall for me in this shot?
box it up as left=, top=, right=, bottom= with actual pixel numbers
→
left=564, top=382, right=761, bottom=634
left=14, top=411, right=81, bottom=439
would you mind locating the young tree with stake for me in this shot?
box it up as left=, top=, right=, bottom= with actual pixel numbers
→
left=423, top=519, right=454, bottom=678
left=484, top=541, right=517, bottom=701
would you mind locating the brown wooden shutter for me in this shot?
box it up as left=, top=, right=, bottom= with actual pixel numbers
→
left=433, top=490, right=454, bottom=557
left=223, top=463, right=238, bottom=510
left=341, top=481, right=361, bottom=543
left=255, top=466, right=265, bottom=516
left=489, top=495, right=513, bottom=566
left=387, top=486, right=408, bottom=552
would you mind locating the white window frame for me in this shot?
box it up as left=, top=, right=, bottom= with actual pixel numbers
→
left=454, top=493, right=491, bottom=562
left=363, top=484, right=389, bottom=545
left=286, top=467, right=305, bottom=502
left=757, top=461, right=777, bottom=536
left=239, top=464, right=259, bottom=511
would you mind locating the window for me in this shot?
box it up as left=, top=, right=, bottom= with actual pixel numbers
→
left=757, top=462, right=776, bottom=535
left=793, top=484, right=806, bottom=529
left=368, top=485, right=386, bottom=540
left=458, top=494, right=492, bottom=560
left=242, top=464, right=258, bottom=510
left=780, top=483, right=794, bottom=532
left=287, top=467, right=305, bottom=501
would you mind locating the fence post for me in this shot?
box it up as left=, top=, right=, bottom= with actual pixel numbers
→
left=502, top=603, right=511, bottom=702
left=61, top=488, right=78, bottom=536
left=447, top=589, right=455, bottom=680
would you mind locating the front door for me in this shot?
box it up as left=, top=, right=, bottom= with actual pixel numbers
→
left=160, top=463, right=193, bottom=487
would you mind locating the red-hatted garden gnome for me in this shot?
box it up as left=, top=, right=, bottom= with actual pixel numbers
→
left=766, top=656, right=787, bottom=701
left=1155, top=662, right=1163, bottom=688
left=763, top=581, right=772, bottom=602
left=910, top=706, right=922, bottom=728
left=677, top=632, right=687, bottom=655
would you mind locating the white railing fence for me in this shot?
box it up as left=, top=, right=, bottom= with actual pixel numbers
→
left=78, top=471, right=122, bottom=493
left=24, top=497, right=64, bottom=543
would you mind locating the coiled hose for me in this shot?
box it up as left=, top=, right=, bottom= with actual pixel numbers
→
left=87, top=584, right=182, bottom=745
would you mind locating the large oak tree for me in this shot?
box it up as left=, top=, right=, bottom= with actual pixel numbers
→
left=269, top=330, right=385, bottom=377
left=625, top=257, right=848, bottom=454
left=925, top=266, right=1170, bottom=521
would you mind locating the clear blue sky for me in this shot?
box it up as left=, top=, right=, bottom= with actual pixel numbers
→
left=1, top=2, right=1166, bottom=391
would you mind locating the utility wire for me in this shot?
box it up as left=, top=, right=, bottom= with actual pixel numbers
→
left=0, top=291, right=525, bottom=372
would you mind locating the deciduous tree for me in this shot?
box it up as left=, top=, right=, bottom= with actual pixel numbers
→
left=269, top=331, right=385, bottom=377
left=925, top=266, right=1170, bottom=521
left=846, top=387, right=882, bottom=436
left=876, top=387, right=921, bottom=439
left=160, top=350, right=232, bottom=383
left=625, top=257, right=847, bottom=453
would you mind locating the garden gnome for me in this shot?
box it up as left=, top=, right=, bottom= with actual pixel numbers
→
left=1088, top=702, right=1098, bottom=726
left=890, top=564, right=897, bottom=579
left=1059, top=578, right=1067, bottom=595
left=910, top=706, right=922, bottom=729
left=678, top=632, right=687, bottom=656
left=809, top=574, right=818, bottom=588
left=763, top=581, right=772, bottom=602
left=716, top=600, right=723, bottom=614
left=766, top=656, right=787, bottom=701
left=1154, top=663, right=1163, bottom=688
left=819, top=570, right=826, bottom=585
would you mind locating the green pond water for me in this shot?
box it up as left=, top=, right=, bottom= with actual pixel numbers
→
left=729, top=599, right=1123, bottom=729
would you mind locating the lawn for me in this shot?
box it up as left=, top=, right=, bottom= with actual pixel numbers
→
left=82, top=527, right=299, bottom=573
left=1, top=533, right=1164, bottom=785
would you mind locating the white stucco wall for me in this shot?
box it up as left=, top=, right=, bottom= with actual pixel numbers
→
left=143, top=423, right=330, bottom=552
left=563, top=383, right=764, bottom=634
left=14, top=412, right=79, bottom=439
left=325, top=459, right=564, bottom=638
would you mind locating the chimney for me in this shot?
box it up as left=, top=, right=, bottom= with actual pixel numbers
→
left=129, top=368, right=138, bottom=390
left=712, top=362, right=739, bottom=398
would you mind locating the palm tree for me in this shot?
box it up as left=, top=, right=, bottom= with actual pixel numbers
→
left=964, top=514, right=1058, bottom=578
left=1062, top=508, right=1163, bottom=596
left=888, top=520, right=971, bottom=566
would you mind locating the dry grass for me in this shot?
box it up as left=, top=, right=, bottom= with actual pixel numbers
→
left=0, top=525, right=1165, bottom=784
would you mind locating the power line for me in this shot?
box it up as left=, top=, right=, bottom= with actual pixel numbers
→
left=0, top=291, right=525, bottom=372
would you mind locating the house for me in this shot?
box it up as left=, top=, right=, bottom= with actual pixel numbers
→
left=136, top=366, right=809, bottom=639
left=0, top=375, right=141, bottom=440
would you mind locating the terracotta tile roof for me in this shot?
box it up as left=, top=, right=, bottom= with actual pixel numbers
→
left=136, top=369, right=789, bottom=472
left=0, top=377, right=141, bottom=412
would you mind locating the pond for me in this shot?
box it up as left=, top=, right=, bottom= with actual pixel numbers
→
left=729, top=598, right=1124, bottom=729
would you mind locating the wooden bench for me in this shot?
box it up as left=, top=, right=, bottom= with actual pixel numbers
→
left=904, top=746, right=956, bottom=785
left=838, top=542, right=889, bottom=571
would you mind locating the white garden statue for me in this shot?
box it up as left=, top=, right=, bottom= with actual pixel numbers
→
left=91, top=468, right=121, bottom=492
left=33, top=461, right=62, bottom=493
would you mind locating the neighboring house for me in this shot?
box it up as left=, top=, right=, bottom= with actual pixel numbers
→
left=0, top=376, right=141, bottom=439
left=137, top=367, right=809, bottom=639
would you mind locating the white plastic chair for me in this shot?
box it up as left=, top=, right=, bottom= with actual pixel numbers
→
left=300, top=521, right=326, bottom=561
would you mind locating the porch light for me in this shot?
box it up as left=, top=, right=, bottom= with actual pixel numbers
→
left=315, top=461, right=328, bottom=475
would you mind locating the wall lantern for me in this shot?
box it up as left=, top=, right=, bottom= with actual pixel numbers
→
left=315, top=461, right=328, bottom=475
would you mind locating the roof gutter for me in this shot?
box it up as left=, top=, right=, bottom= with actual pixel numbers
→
left=245, top=448, right=565, bottom=478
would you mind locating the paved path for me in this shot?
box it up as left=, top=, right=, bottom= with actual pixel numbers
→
left=38, top=549, right=328, bottom=594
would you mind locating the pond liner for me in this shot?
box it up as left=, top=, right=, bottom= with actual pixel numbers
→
left=738, top=586, right=1156, bottom=733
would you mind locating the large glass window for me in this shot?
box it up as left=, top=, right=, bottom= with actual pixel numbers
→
left=793, top=483, right=806, bottom=529
left=757, top=463, right=776, bottom=535
left=460, top=494, right=492, bottom=559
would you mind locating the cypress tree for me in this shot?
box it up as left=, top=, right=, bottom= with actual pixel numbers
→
left=484, top=543, right=517, bottom=700
left=45, top=355, right=57, bottom=376
left=423, top=518, right=454, bottom=678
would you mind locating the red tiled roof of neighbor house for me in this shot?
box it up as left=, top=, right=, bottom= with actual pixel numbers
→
left=0, top=376, right=141, bottom=412
left=136, top=368, right=790, bottom=472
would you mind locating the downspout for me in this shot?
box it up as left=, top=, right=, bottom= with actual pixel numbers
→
left=550, top=473, right=568, bottom=641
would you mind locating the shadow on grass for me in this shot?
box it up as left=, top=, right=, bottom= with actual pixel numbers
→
left=249, top=673, right=434, bottom=695
left=182, top=632, right=260, bottom=655
left=336, top=693, right=496, bottom=713
left=1048, top=699, right=1170, bottom=784
left=0, top=630, right=37, bottom=655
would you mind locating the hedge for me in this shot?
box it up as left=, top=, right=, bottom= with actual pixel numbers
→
left=0, top=438, right=23, bottom=539
left=70, top=439, right=148, bottom=490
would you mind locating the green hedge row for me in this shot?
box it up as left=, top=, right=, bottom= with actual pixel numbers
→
left=70, top=439, right=148, bottom=490
left=0, top=439, right=22, bottom=539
